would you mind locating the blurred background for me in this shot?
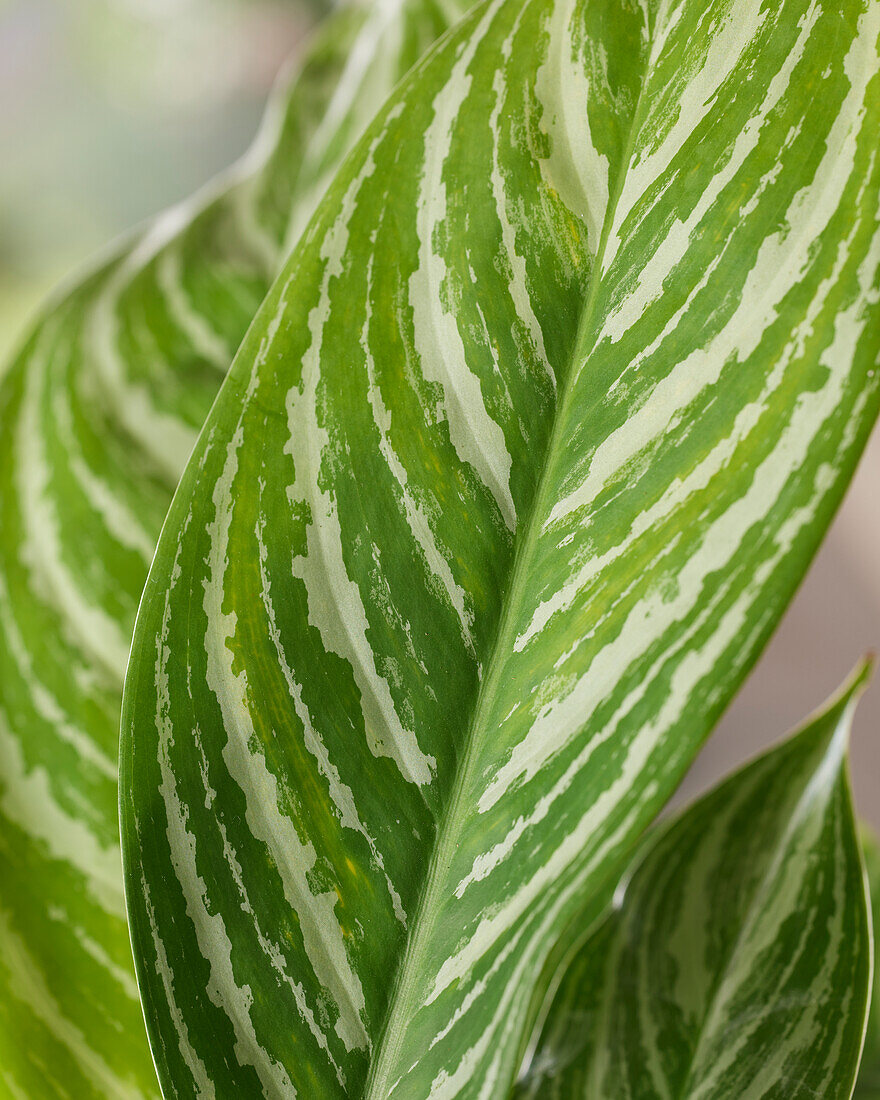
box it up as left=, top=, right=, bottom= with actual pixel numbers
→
left=1, top=0, right=878, bottom=828
left=0, top=0, right=321, bottom=360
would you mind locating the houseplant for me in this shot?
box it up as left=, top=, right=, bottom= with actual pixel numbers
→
left=1, top=0, right=878, bottom=1094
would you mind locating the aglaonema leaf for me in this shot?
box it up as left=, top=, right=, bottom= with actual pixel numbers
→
left=119, top=0, right=880, bottom=1095
left=516, top=665, right=873, bottom=1099
left=857, top=824, right=880, bottom=1099
left=0, top=1, right=462, bottom=1095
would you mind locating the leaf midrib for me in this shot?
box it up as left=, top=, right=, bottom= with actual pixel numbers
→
left=362, top=3, right=668, bottom=1094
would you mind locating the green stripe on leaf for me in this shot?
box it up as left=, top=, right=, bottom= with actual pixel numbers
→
left=120, top=0, right=880, bottom=1096
left=518, top=664, right=873, bottom=1100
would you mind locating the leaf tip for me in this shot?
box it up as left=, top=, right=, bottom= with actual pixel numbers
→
left=847, top=654, right=875, bottom=704
left=789, top=658, right=873, bottom=783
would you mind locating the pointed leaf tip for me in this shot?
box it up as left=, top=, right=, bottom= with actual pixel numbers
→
left=793, top=655, right=874, bottom=775
left=851, top=654, right=875, bottom=695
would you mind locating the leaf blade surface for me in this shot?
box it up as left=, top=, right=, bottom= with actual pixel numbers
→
left=857, top=825, right=880, bottom=1099
left=0, top=2, right=459, bottom=1094
left=516, top=667, right=873, bottom=1100
left=121, top=0, right=880, bottom=1096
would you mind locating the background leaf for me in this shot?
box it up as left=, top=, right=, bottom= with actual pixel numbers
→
left=120, top=0, right=880, bottom=1096
left=0, top=1, right=461, bottom=1094
left=516, top=666, right=873, bottom=1099
left=857, top=824, right=880, bottom=1099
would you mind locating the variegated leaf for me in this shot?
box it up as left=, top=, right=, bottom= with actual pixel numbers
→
left=857, top=824, right=880, bottom=1099
left=515, top=666, right=873, bottom=1100
left=120, top=0, right=880, bottom=1095
left=0, top=2, right=462, bottom=1095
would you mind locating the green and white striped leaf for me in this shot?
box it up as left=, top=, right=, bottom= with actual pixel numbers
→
left=857, top=825, right=880, bottom=1099
left=120, top=0, right=880, bottom=1095
left=0, top=2, right=461, bottom=1095
left=515, top=665, right=873, bottom=1100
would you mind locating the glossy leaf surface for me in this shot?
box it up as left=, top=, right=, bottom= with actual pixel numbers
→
left=516, top=667, right=873, bottom=1100
left=857, top=825, right=880, bottom=1099
left=121, top=0, right=880, bottom=1095
left=0, top=2, right=458, bottom=1095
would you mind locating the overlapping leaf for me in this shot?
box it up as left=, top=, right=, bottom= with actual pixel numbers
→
left=857, top=825, right=880, bottom=1098
left=0, top=1, right=462, bottom=1094
left=120, top=0, right=880, bottom=1095
left=517, top=667, right=873, bottom=1099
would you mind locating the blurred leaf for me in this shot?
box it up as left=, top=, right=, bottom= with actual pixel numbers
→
left=857, top=824, right=880, bottom=1098
left=518, top=666, right=873, bottom=1099
left=0, top=0, right=464, bottom=1095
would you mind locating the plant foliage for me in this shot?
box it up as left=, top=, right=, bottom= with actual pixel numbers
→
left=119, top=0, right=880, bottom=1096
left=518, top=667, right=872, bottom=1099
left=0, top=1, right=463, bottom=1093
left=0, top=0, right=878, bottom=1096
left=858, top=826, right=880, bottom=1099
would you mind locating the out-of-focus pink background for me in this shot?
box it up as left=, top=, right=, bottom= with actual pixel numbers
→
left=2, top=0, right=878, bottom=829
